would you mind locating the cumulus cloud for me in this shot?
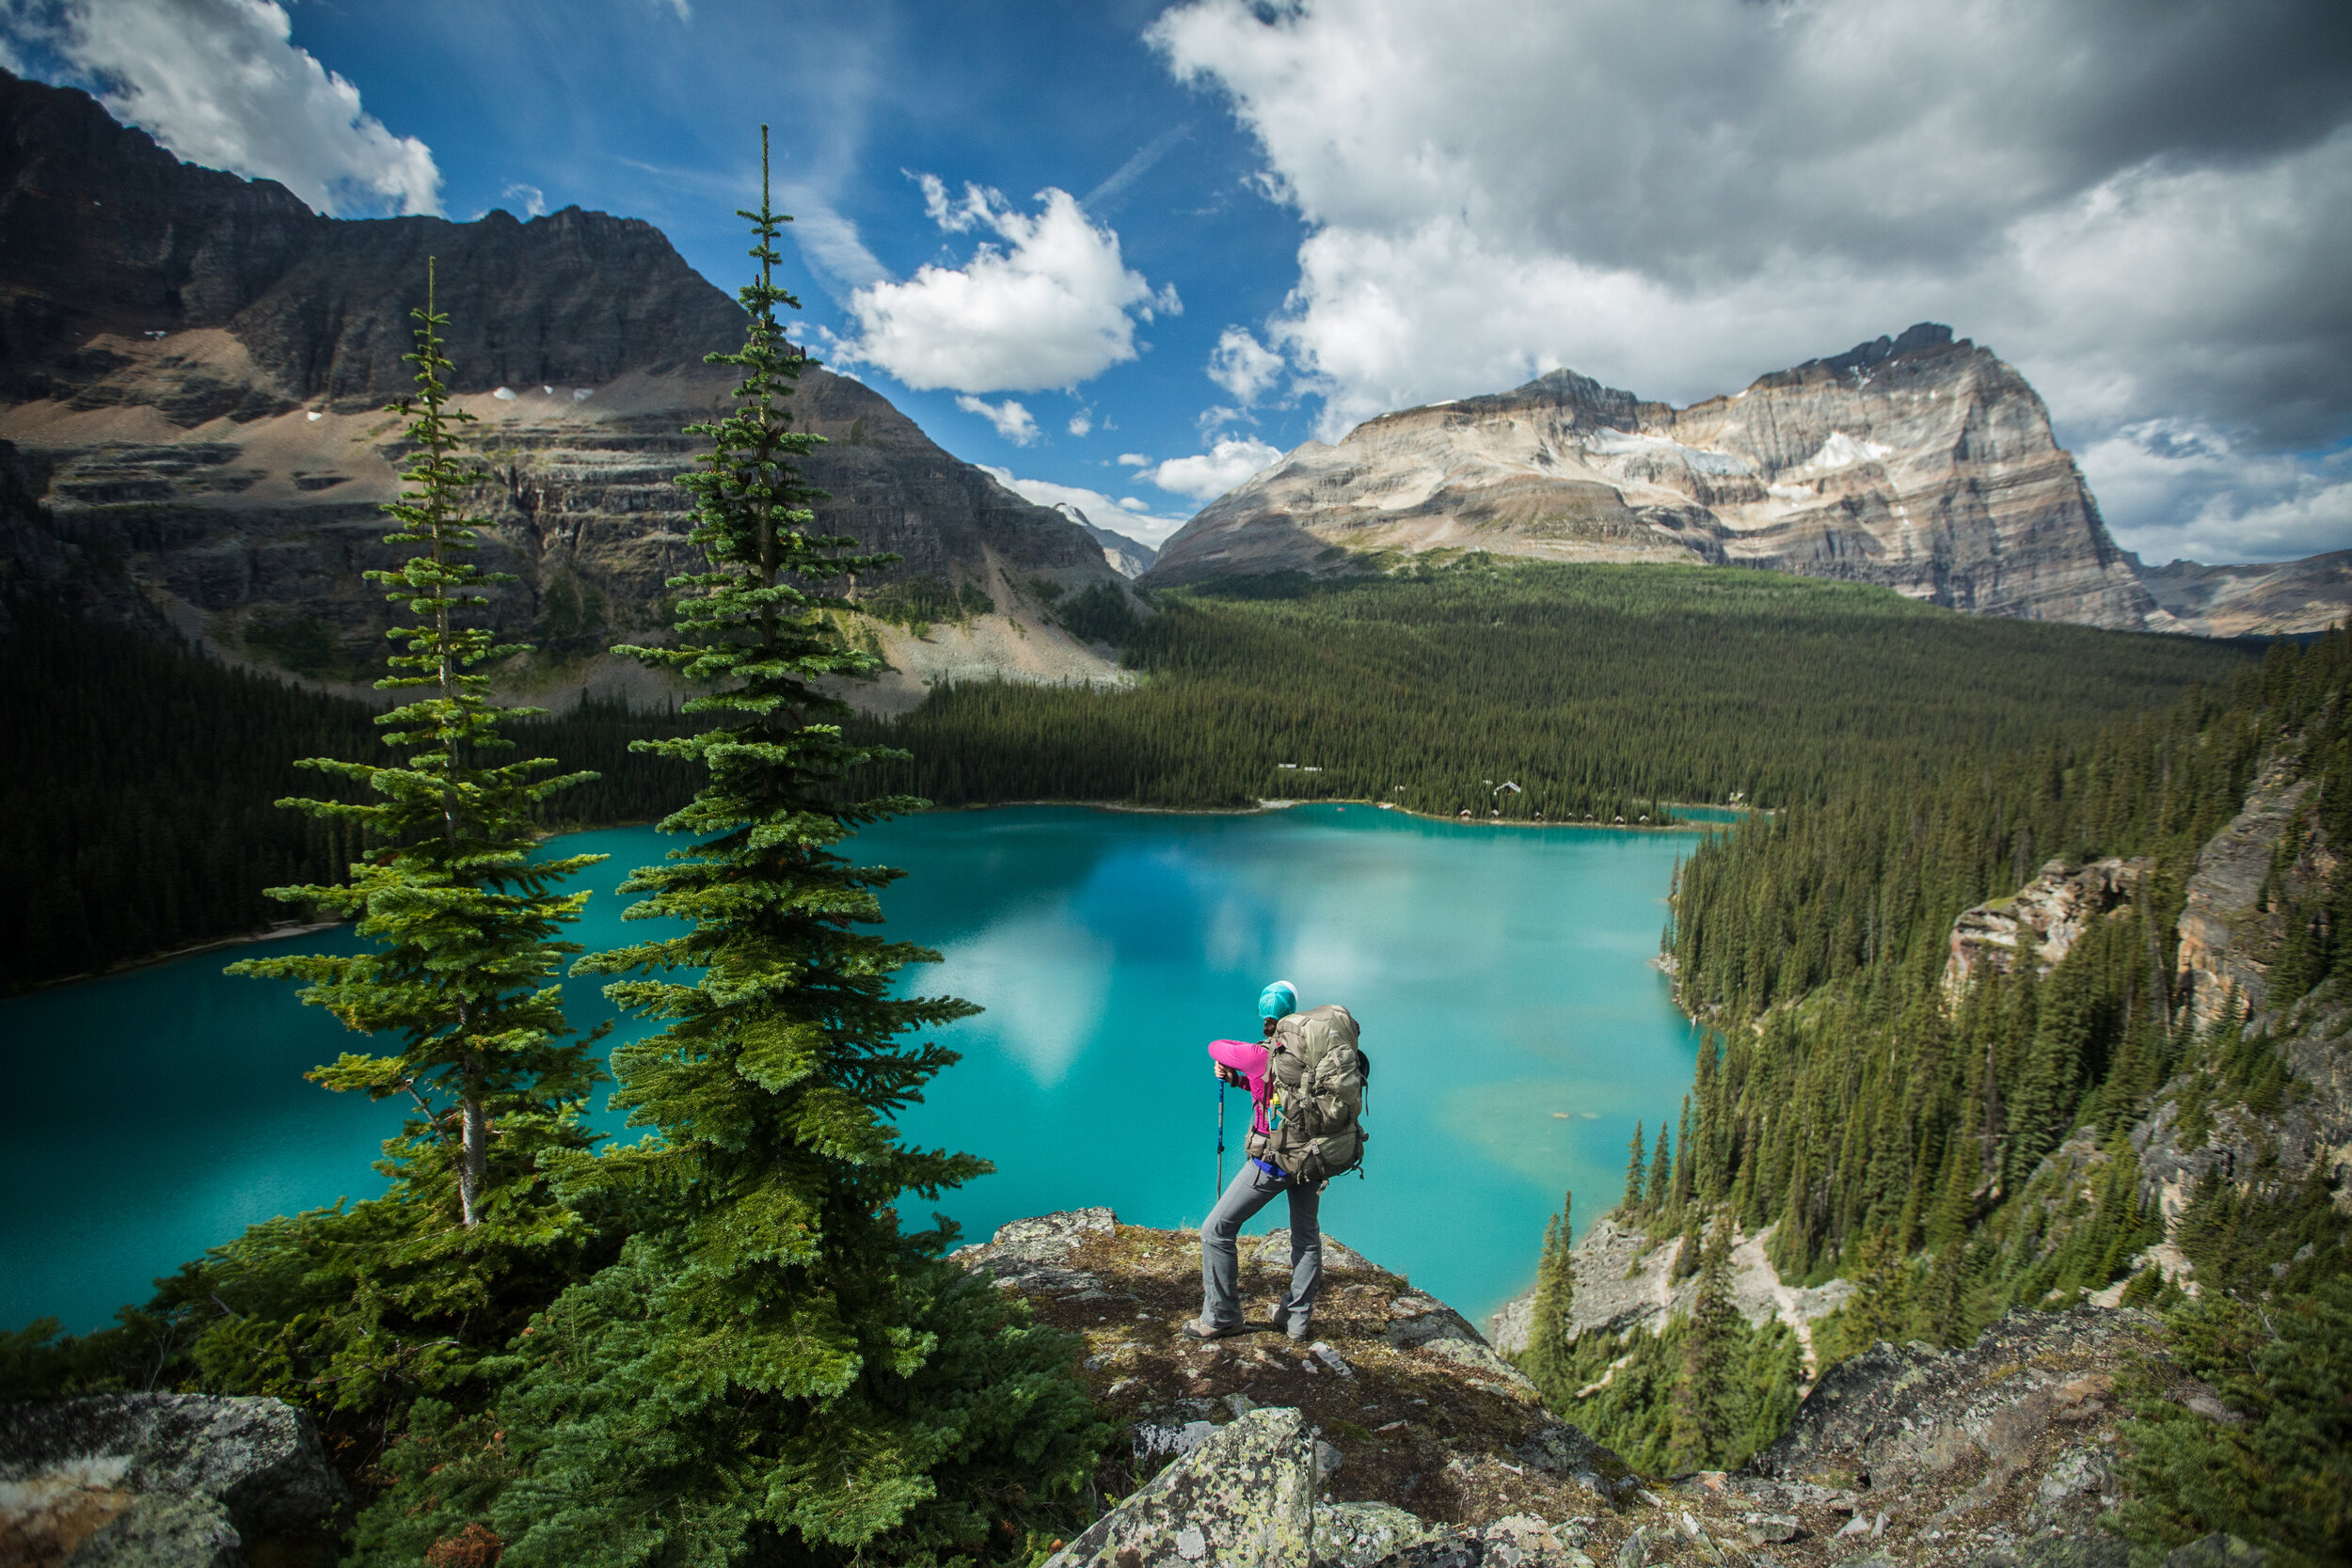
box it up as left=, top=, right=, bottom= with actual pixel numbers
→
left=956, top=395, right=1041, bottom=446
left=1208, top=325, right=1284, bottom=404
left=829, top=176, right=1172, bottom=392
left=977, top=465, right=1192, bottom=547
left=20, top=0, right=440, bottom=215
left=1116, top=452, right=1150, bottom=467
left=1148, top=436, right=1282, bottom=502
left=1150, top=0, right=2352, bottom=561
left=2080, top=422, right=2352, bottom=564
left=1068, top=408, right=1094, bottom=437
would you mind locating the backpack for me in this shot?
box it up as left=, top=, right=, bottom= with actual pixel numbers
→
left=1251, top=1003, right=1371, bottom=1183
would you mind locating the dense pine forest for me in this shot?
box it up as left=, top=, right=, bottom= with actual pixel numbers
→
left=0, top=608, right=696, bottom=991
left=858, top=562, right=2248, bottom=819
left=1511, top=631, right=2352, bottom=1561
left=6, top=561, right=2250, bottom=993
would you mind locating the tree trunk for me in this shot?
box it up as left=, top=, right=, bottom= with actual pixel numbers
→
left=459, top=1092, right=488, bottom=1227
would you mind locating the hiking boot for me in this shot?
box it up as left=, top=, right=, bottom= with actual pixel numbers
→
left=1270, top=1307, right=1311, bottom=1342
left=1182, top=1317, right=1247, bottom=1340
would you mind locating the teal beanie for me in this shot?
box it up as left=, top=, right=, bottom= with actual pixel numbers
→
left=1257, top=979, right=1298, bottom=1021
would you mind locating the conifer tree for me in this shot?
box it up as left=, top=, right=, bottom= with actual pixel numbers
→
left=356, top=132, right=1106, bottom=1567
left=1521, top=1190, right=1575, bottom=1394
left=1624, top=1120, right=1647, bottom=1212
left=1647, top=1124, right=1675, bottom=1212
left=1670, top=1211, right=1740, bottom=1470
left=193, top=263, right=612, bottom=1429
left=231, top=259, right=606, bottom=1232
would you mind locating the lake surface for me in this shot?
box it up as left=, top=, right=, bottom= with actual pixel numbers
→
left=2, top=805, right=1703, bottom=1335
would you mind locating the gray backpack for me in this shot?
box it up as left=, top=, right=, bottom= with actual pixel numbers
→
left=1249, top=1004, right=1370, bottom=1182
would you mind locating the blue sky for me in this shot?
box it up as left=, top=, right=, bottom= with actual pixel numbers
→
left=7, top=0, right=2351, bottom=561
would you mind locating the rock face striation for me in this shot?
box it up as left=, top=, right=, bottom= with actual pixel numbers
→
left=1146, top=325, right=2161, bottom=629
left=0, top=69, right=1135, bottom=702
left=1941, top=857, right=2153, bottom=1006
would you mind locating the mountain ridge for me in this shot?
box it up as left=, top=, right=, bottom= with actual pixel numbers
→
left=0, top=68, right=1140, bottom=705
left=1147, top=326, right=2347, bottom=639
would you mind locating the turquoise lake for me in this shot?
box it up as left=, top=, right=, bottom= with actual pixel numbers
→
left=2, top=804, right=1706, bottom=1336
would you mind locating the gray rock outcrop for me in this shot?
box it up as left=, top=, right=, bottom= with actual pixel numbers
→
left=2173, top=754, right=2328, bottom=1031
left=0, top=1392, right=345, bottom=1566
left=1044, top=1405, right=1315, bottom=1568
left=1145, top=324, right=2160, bottom=630
left=1942, top=856, right=2152, bottom=1004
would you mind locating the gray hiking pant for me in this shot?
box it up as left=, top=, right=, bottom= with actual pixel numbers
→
left=1200, top=1162, right=1321, bottom=1330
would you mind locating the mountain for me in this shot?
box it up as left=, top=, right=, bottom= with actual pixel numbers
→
left=2135, top=549, right=2352, bottom=638
left=0, top=69, right=1136, bottom=704
left=1050, top=502, right=1158, bottom=578
left=1146, top=325, right=2296, bottom=636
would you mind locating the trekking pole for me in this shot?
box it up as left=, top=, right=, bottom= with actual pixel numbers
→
left=1216, top=1077, right=1227, bottom=1203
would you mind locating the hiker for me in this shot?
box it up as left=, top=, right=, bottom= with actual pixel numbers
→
left=1187, top=980, right=1369, bottom=1342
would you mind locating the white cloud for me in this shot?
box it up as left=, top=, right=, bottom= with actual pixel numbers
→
left=1208, top=325, right=1284, bottom=404
left=1068, top=408, right=1093, bottom=437
left=1084, top=122, right=1192, bottom=210
left=976, top=465, right=1191, bottom=548
left=2081, top=422, right=2352, bottom=564
left=787, top=197, right=890, bottom=293
left=1118, top=498, right=1150, bottom=512
left=1116, top=452, right=1150, bottom=467
left=830, top=179, right=1169, bottom=392
left=25, top=0, right=441, bottom=215
left=501, top=182, right=546, bottom=218
left=1150, top=0, right=2352, bottom=560
left=956, top=395, right=1041, bottom=446
left=1148, top=436, right=1283, bottom=503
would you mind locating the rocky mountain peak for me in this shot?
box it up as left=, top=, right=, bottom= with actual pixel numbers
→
left=0, top=68, right=746, bottom=415
left=1798, top=320, right=1958, bottom=380
left=1145, top=324, right=2156, bottom=629
left=0, top=68, right=1136, bottom=703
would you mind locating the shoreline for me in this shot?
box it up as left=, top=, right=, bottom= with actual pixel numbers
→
left=18, top=918, right=349, bottom=995
left=935, top=796, right=1745, bottom=832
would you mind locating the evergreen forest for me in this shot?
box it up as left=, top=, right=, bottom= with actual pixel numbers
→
left=0, top=610, right=695, bottom=992
left=1508, top=631, right=2352, bottom=1564
left=855, top=564, right=2248, bottom=822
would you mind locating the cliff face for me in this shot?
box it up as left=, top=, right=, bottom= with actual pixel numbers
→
left=965, top=1211, right=2194, bottom=1568
left=0, top=69, right=1134, bottom=699
left=1146, top=325, right=2161, bottom=630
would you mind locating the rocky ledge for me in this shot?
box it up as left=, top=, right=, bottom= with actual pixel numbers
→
left=0, top=1391, right=346, bottom=1567
left=966, top=1212, right=2249, bottom=1568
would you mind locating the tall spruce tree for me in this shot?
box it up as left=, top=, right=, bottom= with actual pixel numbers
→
left=354, top=132, right=1105, bottom=1568
left=1624, top=1120, right=1647, bottom=1212
left=230, top=260, right=606, bottom=1227
left=1521, top=1190, right=1576, bottom=1394
left=1670, top=1211, right=1740, bottom=1470
left=208, top=261, right=610, bottom=1418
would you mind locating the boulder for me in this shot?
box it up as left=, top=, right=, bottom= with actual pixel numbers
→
left=1044, top=1405, right=1313, bottom=1568
left=1317, top=1499, right=1440, bottom=1568
left=1371, top=1513, right=1595, bottom=1567
left=0, top=1392, right=345, bottom=1565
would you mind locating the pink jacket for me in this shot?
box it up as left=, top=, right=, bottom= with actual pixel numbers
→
left=1209, top=1038, right=1272, bottom=1135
